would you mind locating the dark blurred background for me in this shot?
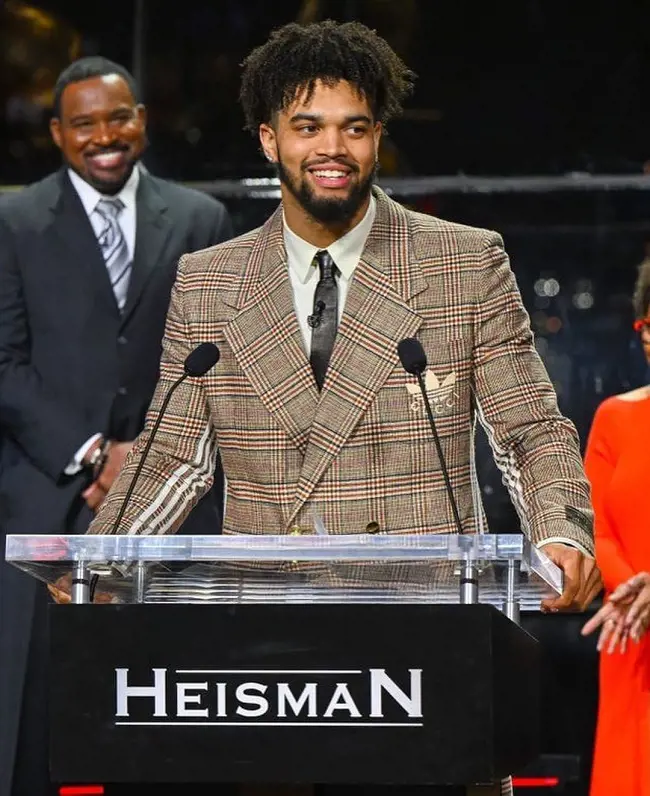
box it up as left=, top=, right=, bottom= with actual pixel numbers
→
left=4, top=0, right=650, bottom=180
left=2, top=2, right=649, bottom=792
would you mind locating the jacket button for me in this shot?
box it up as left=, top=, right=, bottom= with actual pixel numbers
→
left=365, top=521, right=380, bottom=534
left=117, top=386, right=128, bottom=396
left=289, top=525, right=314, bottom=535
left=117, top=336, right=128, bottom=345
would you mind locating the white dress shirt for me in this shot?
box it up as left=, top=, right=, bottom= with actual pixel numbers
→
left=283, top=196, right=376, bottom=354
left=64, top=166, right=140, bottom=475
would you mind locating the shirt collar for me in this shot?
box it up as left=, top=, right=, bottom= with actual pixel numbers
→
left=283, top=195, right=376, bottom=284
left=67, top=164, right=140, bottom=217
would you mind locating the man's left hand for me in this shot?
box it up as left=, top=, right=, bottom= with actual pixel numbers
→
left=540, top=543, right=603, bottom=612
left=95, top=441, right=134, bottom=493
left=82, top=441, right=134, bottom=512
left=82, top=481, right=107, bottom=511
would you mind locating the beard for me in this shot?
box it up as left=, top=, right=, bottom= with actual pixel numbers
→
left=276, top=156, right=377, bottom=224
left=80, top=161, right=136, bottom=195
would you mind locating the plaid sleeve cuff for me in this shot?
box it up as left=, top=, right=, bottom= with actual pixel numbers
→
left=536, top=537, right=593, bottom=558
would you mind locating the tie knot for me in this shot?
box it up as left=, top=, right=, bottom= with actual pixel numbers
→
left=96, top=197, right=124, bottom=219
left=315, top=250, right=337, bottom=281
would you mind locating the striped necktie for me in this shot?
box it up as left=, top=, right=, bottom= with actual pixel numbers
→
left=95, top=197, right=132, bottom=312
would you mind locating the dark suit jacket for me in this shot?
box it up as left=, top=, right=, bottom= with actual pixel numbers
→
left=0, top=167, right=232, bottom=535
left=0, top=167, right=232, bottom=796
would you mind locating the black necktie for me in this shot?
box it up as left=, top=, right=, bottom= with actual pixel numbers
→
left=309, top=250, right=339, bottom=390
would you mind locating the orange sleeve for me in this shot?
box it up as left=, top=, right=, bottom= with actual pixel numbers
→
left=584, top=400, right=635, bottom=592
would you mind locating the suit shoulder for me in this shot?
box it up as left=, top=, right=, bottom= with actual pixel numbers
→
left=178, top=226, right=261, bottom=274
left=0, top=173, right=59, bottom=223
left=402, top=205, right=503, bottom=258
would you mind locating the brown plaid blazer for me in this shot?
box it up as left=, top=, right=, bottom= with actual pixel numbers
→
left=87, top=187, right=594, bottom=552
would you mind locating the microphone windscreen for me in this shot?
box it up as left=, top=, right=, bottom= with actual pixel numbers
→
left=397, top=338, right=428, bottom=375
left=184, top=342, right=220, bottom=377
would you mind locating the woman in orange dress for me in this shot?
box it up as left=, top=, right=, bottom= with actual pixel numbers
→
left=582, top=260, right=650, bottom=796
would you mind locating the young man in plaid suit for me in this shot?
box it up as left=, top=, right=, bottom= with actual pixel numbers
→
left=88, top=19, right=600, bottom=608
left=86, top=24, right=601, bottom=789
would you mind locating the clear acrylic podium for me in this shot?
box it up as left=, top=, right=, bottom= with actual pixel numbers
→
left=5, top=532, right=557, bottom=792
left=5, top=532, right=562, bottom=621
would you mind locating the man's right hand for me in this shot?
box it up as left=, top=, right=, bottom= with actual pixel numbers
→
left=47, top=573, right=114, bottom=604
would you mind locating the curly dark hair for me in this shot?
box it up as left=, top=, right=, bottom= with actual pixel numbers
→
left=239, top=20, right=416, bottom=134
left=633, top=257, right=650, bottom=318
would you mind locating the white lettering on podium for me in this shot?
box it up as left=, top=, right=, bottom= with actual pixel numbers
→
left=215, top=682, right=227, bottom=717
left=235, top=683, right=268, bottom=717
left=115, top=668, right=167, bottom=717
left=277, top=683, right=317, bottom=717
left=369, top=668, right=422, bottom=718
left=113, top=668, right=424, bottom=727
left=177, top=682, right=208, bottom=718
left=323, top=684, right=362, bottom=718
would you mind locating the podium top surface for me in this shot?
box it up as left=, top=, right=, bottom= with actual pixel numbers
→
left=4, top=533, right=562, bottom=610
left=7, top=531, right=550, bottom=563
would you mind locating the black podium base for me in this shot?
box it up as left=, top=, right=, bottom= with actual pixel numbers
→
left=50, top=603, right=538, bottom=787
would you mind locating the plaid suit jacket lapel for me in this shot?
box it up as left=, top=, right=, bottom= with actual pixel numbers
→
left=287, top=189, right=428, bottom=527
left=223, top=207, right=318, bottom=456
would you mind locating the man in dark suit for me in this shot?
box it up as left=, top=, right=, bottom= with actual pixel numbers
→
left=0, top=57, right=233, bottom=795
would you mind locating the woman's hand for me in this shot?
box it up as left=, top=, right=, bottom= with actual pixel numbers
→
left=581, top=572, right=650, bottom=652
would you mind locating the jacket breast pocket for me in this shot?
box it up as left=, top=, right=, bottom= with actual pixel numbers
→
left=375, top=337, right=473, bottom=438
left=401, top=337, right=473, bottom=436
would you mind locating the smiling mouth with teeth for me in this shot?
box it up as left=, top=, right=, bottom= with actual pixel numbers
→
left=87, top=150, right=128, bottom=168
left=312, top=169, right=349, bottom=177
